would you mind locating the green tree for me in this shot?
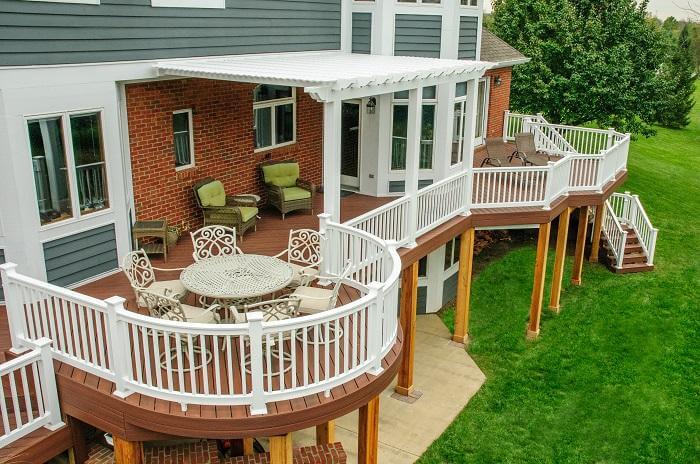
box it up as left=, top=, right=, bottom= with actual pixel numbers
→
left=491, top=0, right=668, bottom=135
left=657, top=24, right=697, bottom=128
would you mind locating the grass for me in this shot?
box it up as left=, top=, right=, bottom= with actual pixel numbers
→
left=418, top=86, right=700, bottom=463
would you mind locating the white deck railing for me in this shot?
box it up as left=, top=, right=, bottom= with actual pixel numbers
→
left=0, top=338, right=63, bottom=447
left=607, top=192, right=658, bottom=265
left=601, top=201, right=629, bottom=269
left=0, top=220, right=402, bottom=416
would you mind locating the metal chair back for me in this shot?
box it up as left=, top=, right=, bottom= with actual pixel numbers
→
left=191, top=225, right=241, bottom=262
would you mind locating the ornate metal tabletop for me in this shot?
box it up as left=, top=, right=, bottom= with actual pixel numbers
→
left=180, top=255, right=294, bottom=299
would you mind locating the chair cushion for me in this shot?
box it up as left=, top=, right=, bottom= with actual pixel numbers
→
left=282, top=186, right=312, bottom=202
left=179, top=304, right=221, bottom=324
left=146, top=280, right=188, bottom=300
left=262, top=163, right=299, bottom=188
left=197, top=180, right=227, bottom=207
left=239, top=206, right=259, bottom=222
left=292, top=286, right=333, bottom=314
left=289, top=263, right=320, bottom=286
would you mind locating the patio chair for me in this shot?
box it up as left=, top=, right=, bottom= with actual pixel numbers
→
left=509, top=132, right=548, bottom=166
left=274, top=229, right=323, bottom=288
left=122, top=250, right=188, bottom=306
left=191, top=225, right=242, bottom=262
left=193, top=178, right=258, bottom=239
left=260, top=160, right=315, bottom=219
left=291, top=262, right=352, bottom=315
left=482, top=138, right=505, bottom=167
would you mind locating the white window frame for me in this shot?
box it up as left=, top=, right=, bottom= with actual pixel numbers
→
left=390, top=88, right=437, bottom=172
left=458, top=0, right=480, bottom=8
left=453, top=88, right=468, bottom=166
left=151, top=0, right=225, bottom=8
left=25, top=109, right=112, bottom=231
left=22, top=0, right=99, bottom=4
left=173, top=109, right=195, bottom=171
left=396, top=0, right=442, bottom=5
left=253, top=86, right=297, bottom=153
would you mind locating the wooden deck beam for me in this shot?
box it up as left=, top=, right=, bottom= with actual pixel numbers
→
left=549, top=208, right=571, bottom=313
left=572, top=206, right=590, bottom=285
left=589, top=203, right=604, bottom=263
left=357, top=396, right=380, bottom=464
left=269, top=433, right=293, bottom=464
left=315, top=420, right=335, bottom=445
left=113, top=437, right=143, bottom=464
left=453, top=228, right=475, bottom=344
left=395, top=262, right=418, bottom=396
left=527, top=222, right=551, bottom=339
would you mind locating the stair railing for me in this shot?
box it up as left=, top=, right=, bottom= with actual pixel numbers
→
left=601, top=201, right=628, bottom=269
left=609, top=192, right=658, bottom=265
left=0, top=338, right=64, bottom=447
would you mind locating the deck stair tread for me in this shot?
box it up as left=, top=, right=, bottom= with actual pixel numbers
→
left=600, top=225, right=654, bottom=274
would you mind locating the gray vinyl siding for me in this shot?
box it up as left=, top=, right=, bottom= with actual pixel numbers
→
left=416, top=286, right=427, bottom=315
left=43, top=224, right=118, bottom=287
left=394, top=14, right=441, bottom=58
left=442, top=272, right=458, bottom=305
left=0, top=249, right=5, bottom=301
left=352, top=12, right=371, bottom=54
left=389, top=179, right=433, bottom=193
left=458, top=16, right=479, bottom=60
left=0, top=0, right=341, bottom=66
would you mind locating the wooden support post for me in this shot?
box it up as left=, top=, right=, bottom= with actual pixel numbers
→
left=243, top=438, right=255, bottom=455
left=66, top=416, right=90, bottom=464
left=527, top=222, right=551, bottom=339
left=269, top=433, right=293, bottom=464
left=589, top=203, right=604, bottom=263
left=572, top=206, right=590, bottom=286
left=453, top=228, right=475, bottom=344
left=549, top=208, right=571, bottom=313
left=113, top=437, right=143, bottom=464
left=358, top=396, right=380, bottom=464
left=315, top=420, right=335, bottom=445
left=395, top=262, right=418, bottom=396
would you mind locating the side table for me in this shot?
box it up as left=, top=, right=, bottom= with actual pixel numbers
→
left=133, top=220, right=168, bottom=261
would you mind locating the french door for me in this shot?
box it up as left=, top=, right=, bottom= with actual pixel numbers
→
left=340, top=101, right=361, bottom=188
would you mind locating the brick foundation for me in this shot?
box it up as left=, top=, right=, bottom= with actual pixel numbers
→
left=485, top=67, right=513, bottom=139
left=84, top=441, right=346, bottom=464
left=125, top=79, right=323, bottom=231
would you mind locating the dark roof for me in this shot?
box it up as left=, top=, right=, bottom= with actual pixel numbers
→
left=480, top=28, right=529, bottom=66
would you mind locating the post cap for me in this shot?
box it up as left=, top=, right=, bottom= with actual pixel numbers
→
left=246, top=311, right=264, bottom=323
left=0, top=262, right=18, bottom=272
left=104, top=296, right=127, bottom=307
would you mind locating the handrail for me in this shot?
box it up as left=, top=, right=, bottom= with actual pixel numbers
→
left=608, top=192, right=658, bottom=265
left=601, top=201, right=628, bottom=269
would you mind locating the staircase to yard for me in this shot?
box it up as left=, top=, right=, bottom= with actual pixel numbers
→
left=600, top=192, right=658, bottom=274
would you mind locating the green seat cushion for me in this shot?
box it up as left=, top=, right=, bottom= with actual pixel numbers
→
left=282, top=187, right=312, bottom=202
left=262, top=163, right=299, bottom=188
left=239, top=206, right=259, bottom=222
left=197, top=180, right=226, bottom=207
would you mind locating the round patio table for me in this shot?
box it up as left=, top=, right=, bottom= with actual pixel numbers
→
left=180, top=254, right=294, bottom=301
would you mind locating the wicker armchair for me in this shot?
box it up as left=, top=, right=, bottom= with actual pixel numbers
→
left=193, top=178, right=258, bottom=239
left=260, top=160, right=315, bottom=219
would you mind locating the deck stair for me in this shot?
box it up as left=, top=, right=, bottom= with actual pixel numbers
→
left=600, top=192, right=658, bottom=274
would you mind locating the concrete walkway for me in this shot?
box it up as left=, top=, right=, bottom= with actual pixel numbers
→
left=295, top=315, right=486, bottom=463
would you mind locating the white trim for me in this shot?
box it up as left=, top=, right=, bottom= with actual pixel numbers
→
left=172, top=109, right=195, bottom=171
left=21, top=0, right=99, bottom=4
left=151, top=0, right=224, bottom=8
left=340, top=100, right=363, bottom=188
left=488, top=57, right=532, bottom=69
left=253, top=86, right=297, bottom=152
left=38, top=219, right=117, bottom=245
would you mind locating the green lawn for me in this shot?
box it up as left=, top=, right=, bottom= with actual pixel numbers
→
left=419, top=87, right=700, bottom=463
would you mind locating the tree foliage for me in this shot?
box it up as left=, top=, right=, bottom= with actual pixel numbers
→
left=491, top=0, right=668, bottom=136
left=655, top=25, right=696, bottom=128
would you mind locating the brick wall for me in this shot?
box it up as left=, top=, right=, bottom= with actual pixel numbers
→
left=223, top=443, right=347, bottom=464
left=485, top=67, right=513, bottom=139
left=126, top=79, right=323, bottom=231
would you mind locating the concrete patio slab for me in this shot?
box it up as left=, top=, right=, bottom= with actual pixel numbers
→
left=295, top=314, right=486, bottom=463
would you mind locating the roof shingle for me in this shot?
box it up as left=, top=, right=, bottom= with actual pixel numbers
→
left=480, top=28, right=529, bottom=66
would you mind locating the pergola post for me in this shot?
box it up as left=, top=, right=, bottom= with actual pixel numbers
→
left=243, top=438, right=254, bottom=456
left=113, top=437, right=143, bottom=464
left=405, top=86, right=423, bottom=247
left=323, top=100, right=342, bottom=223
left=269, top=433, right=293, bottom=464
left=527, top=222, right=551, bottom=339
left=395, top=261, right=418, bottom=397
left=589, top=203, right=604, bottom=263
left=572, top=206, right=589, bottom=286
left=358, top=396, right=380, bottom=464
left=453, top=228, right=475, bottom=344
left=316, top=420, right=335, bottom=445
left=549, top=208, right=571, bottom=313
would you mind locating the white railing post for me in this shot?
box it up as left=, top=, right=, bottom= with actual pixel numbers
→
left=607, top=128, right=615, bottom=149
left=542, top=161, right=555, bottom=209
left=104, top=296, right=131, bottom=398
left=617, top=230, right=628, bottom=269
left=318, top=213, right=333, bottom=279
left=366, top=282, right=385, bottom=375
left=34, top=338, right=64, bottom=430
left=0, top=263, right=28, bottom=353
left=247, top=312, right=267, bottom=415
left=461, top=171, right=472, bottom=216
left=648, top=228, right=659, bottom=266
left=502, top=110, right=510, bottom=142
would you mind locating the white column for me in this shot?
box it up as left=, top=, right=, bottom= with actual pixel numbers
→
left=461, top=78, right=479, bottom=215
left=405, top=87, right=423, bottom=247
left=375, top=93, right=393, bottom=196
left=323, top=100, right=342, bottom=223
left=434, top=83, right=456, bottom=182
left=340, top=0, right=352, bottom=52
left=375, top=0, right=395, bottom=55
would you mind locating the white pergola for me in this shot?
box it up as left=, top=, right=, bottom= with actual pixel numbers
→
left=155, top=51, right=492, bottom=232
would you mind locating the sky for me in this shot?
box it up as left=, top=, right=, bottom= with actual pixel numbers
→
left=482, top=1, right=698, bottom=20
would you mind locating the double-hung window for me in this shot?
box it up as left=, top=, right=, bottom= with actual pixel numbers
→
left=173, top=109, right=194, bottom=170
left=391, top=86, right=437, bottom=170
left=27, top=111, right=110, bottom=226
left=253, top=85, right=296, bottom=151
